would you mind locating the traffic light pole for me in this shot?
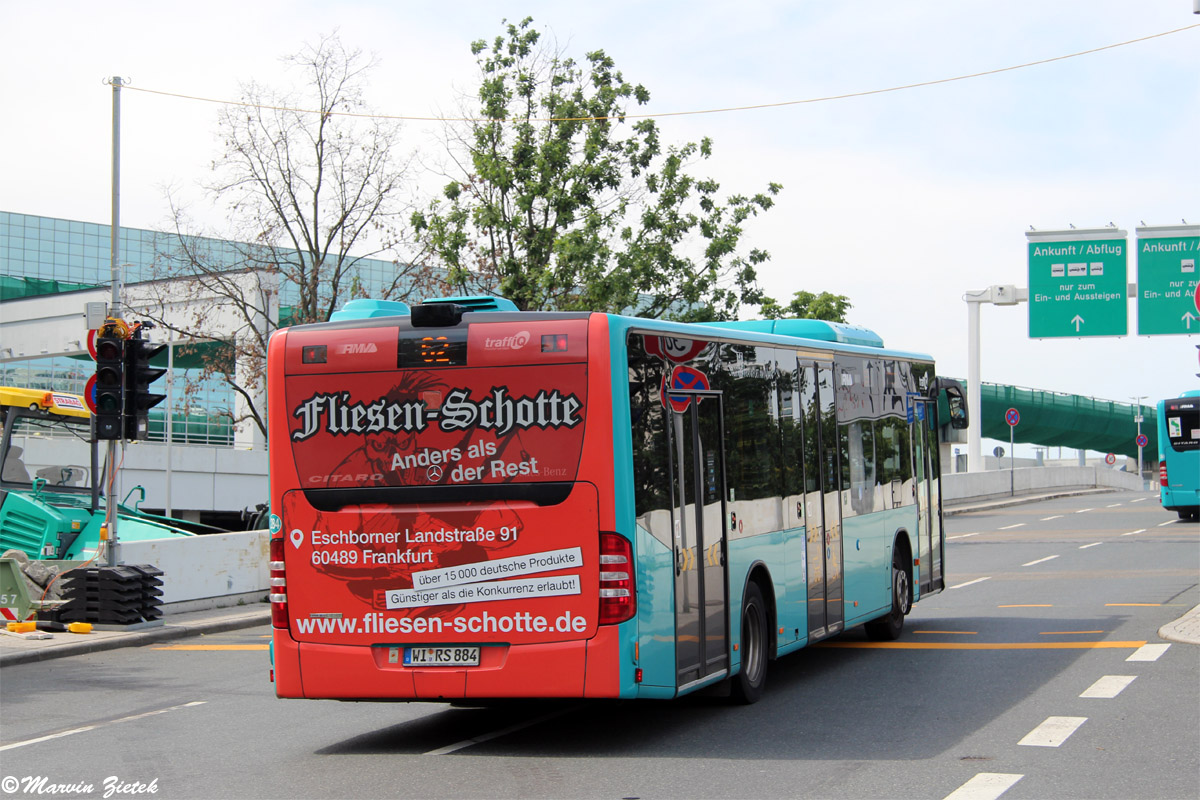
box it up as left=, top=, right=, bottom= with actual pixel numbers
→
left=106, top=75, right=124, bottom=567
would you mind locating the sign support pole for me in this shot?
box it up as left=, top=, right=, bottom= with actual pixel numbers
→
left=1010, top=423, right=1015, bottom=496
left=1004, top=407, right=1020, bottom=495
left=964, top=286, right=1025, bottom=473
left=1131, top=396, right=1146, bottom=490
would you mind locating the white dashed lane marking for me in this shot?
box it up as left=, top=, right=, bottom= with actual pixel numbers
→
left=424, top=706, right=578, bottom=755
left=1019, top=716, right=1087, bottom=747
left=1080, top=675, right=1137, bottom=698
left=943, top=773, right=1024, bottom=800
left=999, top=523, right=1025, bottom=530
left=1120, top=529, right=1146, bottom=536
left=1079, top=542, right=1103, bottom=549
left=1127, top=643, right=1171, bottom=662
left=1022, top=555, right=1060, bottom=567
left=949, top=577, right=991, bottom=589
left=1041, top=515, right=1063, bottom=521
left=0, top=701, right=207, bottom=752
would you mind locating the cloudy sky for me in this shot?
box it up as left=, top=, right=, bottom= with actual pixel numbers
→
left=4, top=1, right=1198, bottom=454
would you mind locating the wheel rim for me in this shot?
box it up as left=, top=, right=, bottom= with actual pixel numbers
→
left=743, top=601, right=763, bottom=683
left=895, top=567, right=911, bottom=615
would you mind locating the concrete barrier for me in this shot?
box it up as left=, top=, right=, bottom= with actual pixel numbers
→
left=942, top=465, right=1142, bottom=505
left=117, top=465, right=1143, bottom=612
left=118, top=529, right=270, bottom=611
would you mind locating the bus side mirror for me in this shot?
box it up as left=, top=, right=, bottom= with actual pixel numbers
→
left=946, top=389, right=968, bottom=430
left=932, top=377, right=969, bottom=430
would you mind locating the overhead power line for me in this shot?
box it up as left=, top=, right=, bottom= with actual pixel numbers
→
left=121, top=23, right=1199, bottom=123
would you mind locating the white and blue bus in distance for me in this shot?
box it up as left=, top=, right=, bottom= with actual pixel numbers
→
left=1157, top=390, right=1200, bottom=521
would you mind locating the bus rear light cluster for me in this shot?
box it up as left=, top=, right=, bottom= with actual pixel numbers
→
left=598, top=532, right=636, bottom=625
left=1159, top=460, right=1168, bottom=487
left=269, top=537, right=288, bottom=629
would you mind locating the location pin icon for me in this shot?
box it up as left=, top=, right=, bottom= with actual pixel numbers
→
left=290, top=528, right=304, bottom=549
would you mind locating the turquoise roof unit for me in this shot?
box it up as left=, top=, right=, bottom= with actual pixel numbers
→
left=328, top=299, right=411, bottom=321
left=701, top=318, right=885, bottom=348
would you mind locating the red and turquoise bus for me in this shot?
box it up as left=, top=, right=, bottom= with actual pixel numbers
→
left=1157, top=391, right=1199, bottom=521
left=267, top=296, right=967, bottom=703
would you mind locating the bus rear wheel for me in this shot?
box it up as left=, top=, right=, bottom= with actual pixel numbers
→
left=732, top=582, right=767, bottom=704
left=866, top=559, right=911, bottom=641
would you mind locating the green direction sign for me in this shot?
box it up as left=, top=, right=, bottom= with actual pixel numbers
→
left=1027, top=229, right=1128, bottom=338
left=1136, top=225, right=1199, bottom=336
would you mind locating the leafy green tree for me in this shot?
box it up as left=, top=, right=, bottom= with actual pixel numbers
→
left=412, top=17, right=781, bottom=321
left=759, top=290, right=852, bottom=323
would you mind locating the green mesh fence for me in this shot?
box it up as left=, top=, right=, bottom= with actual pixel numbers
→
left=947, top=382, right=1158, bottom=460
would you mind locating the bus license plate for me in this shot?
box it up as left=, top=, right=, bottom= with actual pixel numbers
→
left=403, top=646, right=480, bottom=667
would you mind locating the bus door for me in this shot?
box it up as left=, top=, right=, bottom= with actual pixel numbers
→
left=668, top=389, right=729, bottom=690
left=926, top=402, right=944, bottom=589
left=802, top=361, right=843, bottom=640
left=912, top=398, right=935, bottom=594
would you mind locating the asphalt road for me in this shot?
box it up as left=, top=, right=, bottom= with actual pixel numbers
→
left=0, top=490, right=1195, bottom=800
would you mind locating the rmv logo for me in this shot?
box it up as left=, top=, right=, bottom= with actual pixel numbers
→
left=337, top=343, right=378, bottom=355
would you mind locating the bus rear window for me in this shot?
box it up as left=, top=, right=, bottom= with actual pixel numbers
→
left=282, top=320, right=590, bottom=495
left=1164, top=399, right=1199, bottom=451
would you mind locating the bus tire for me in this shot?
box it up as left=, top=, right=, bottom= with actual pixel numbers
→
left=732, top=582, right=767, bottom=704
left=866, top=558, right=911, bottom=641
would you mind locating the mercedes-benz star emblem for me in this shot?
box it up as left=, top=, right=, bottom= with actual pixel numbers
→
left=426, top=465, right=444, bottom=482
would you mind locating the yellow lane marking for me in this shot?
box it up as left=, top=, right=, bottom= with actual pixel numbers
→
left=817, top=641, right=1145, bottom=650
left=151, top=644, right=269, bottom=651
left=1105, top=603, right=1161, bottom=607
left=914, top=630, right=978, bottom=635
left=999, top=604, right=1053, bottom=608
left=1040, top=631, right=1104, bottom=635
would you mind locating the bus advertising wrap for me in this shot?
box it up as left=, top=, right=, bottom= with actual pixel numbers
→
left=279, top=360, right=598, bottom=646
left=280, top=485, right=600, bottom=645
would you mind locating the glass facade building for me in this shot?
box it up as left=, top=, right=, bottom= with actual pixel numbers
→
left=1, top=210, right=413, bottom=446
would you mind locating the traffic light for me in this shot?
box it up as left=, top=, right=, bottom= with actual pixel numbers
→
left=123, top=334, right=166, bottom=440
left=93, top=334, right=125, bottom=440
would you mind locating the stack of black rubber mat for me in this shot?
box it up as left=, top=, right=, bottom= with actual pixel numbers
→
left=59, top=564, right=164, bottom=625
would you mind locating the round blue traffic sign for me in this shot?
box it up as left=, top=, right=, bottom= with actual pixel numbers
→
left=1136, top=433, right=1148, bottom=448
left=1005, top=407, right=1020, bottom=427
left=665, top=365, right=710, bottom=413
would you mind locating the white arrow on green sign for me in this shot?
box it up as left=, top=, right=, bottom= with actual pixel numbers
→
left=1027, top=228, right=1128, bottom=338
left=1136, top=224, right=1199, bottom=336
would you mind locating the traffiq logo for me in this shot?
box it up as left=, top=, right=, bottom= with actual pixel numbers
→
left=484, top=331, right=530, bottom=350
